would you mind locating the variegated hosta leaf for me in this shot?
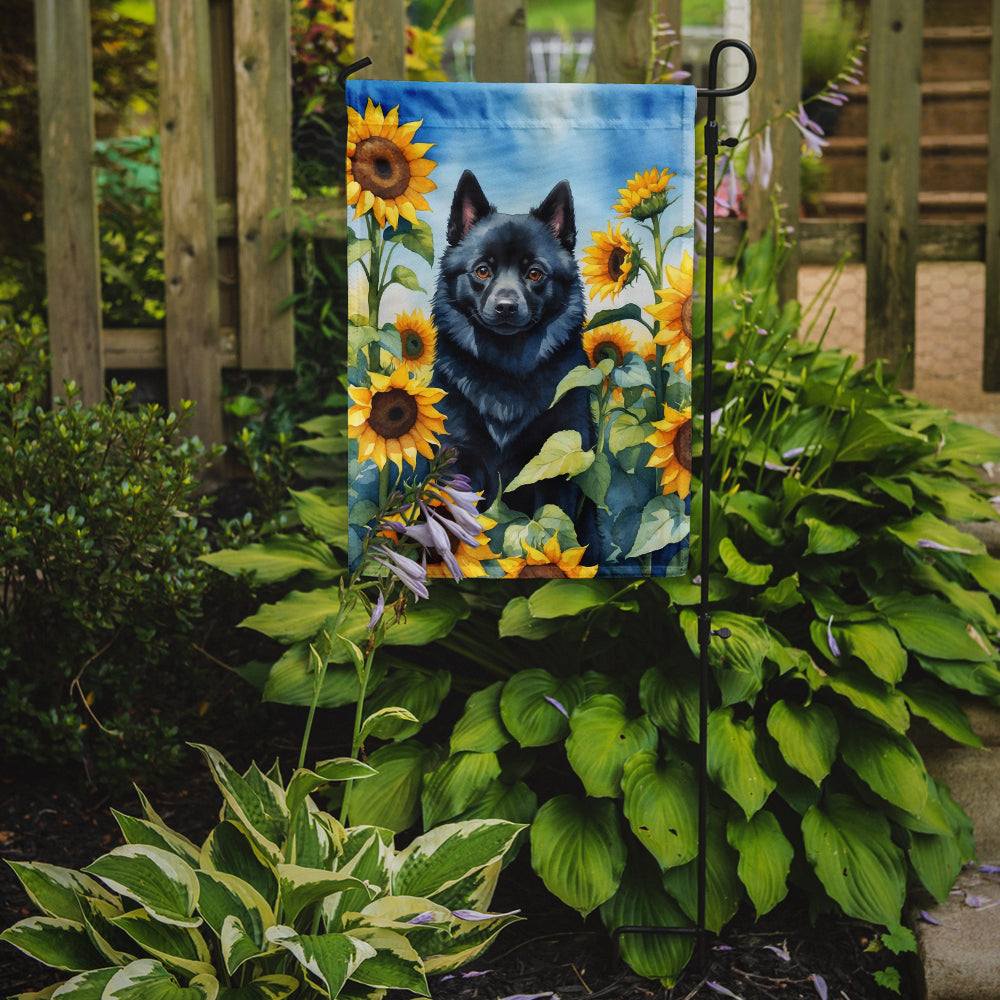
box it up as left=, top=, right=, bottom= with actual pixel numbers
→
left=345, top=926, right=429, bottom=995
left=621, top=751, right=699, bottom=871
left=726, top=810, right=793, bottom=918
left=195, top=870, right=274, bottom=974
left=420, top=906, right=523, bottom=975
left=78, top=894, right=136, bottom=966
left=529, top=795, right=626, bottom=917
left=838, top=718, right=929, bottom=817
left=214, top=974, right=300, bottom=999
left=706, top=707, right=776, bottom=819
left=566, top=695, right=658, bottom=798
left=102, top=958, right=218, bottom=999
left=802, top=793, right=906, bottom=926
left=323, top=829, right=393, bottom=931
left=0, top=915, right=107, bottom=971
left=765, top=700, right=838, bottom=786
left=599, top=853, right=694, bottom=987
left=110, top=908, right=214, bottom=979
left=83, top=845, right=200, bottom=928
left=288, top=802, right=343, bottom=870
left=112, top=810, right=202, bottom=868
left=276, top=864, right=375, bottom=925
left=285, top=760, right=375, bottom=824
left=265, top=925, right=375, bottom=998
left=4, top=861, right=118, bottom=922
left=423, top=859, right=501, bottom=916
left=421, top=751, right=501, bottom=829
left=200, top=822, right=278, bottom=910
left=391, top=820, right=524, bottom=901
left=191, top=745, right=288, bottom=863
left=43, top=966, right=118, bottom=997
left=450, top=682, right=511, bottom=754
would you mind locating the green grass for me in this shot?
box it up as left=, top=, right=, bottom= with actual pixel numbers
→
left=526, top=0, right=725, bottom=32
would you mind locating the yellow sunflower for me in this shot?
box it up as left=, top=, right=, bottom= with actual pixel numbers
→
left=498, top=534, right=598, bottom=579
left=395, top=309, right=437, bottom=377
left=348, top=363, right=447, bottom=470
left=346, top=99, right=437, bottom=229
left=425, top=512, right=501, bottom=579
left=645, top=404, right=693, bottom=499
left=646, top=249, right=694, bottom=380
left=613, top=167, right=676, bottom=220
left=582, top=322, right=637, bottom=368
left=582, top=223, right=638, bottom=301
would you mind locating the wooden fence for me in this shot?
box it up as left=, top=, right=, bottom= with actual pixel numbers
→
left=33, top=0, right=1000, bottom=445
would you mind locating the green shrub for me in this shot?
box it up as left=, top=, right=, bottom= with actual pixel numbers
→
left=0, top=317, right=220, bottom=783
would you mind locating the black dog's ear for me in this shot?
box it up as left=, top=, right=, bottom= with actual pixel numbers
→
left=447, top=170, right=493, bottom=245
left=533, top=180, right=576, bottom=253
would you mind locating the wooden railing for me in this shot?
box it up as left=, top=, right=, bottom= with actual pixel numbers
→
left=32, top=0, right=1000, bottom=445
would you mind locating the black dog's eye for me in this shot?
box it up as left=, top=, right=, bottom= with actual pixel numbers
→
left=526, top=266, right=543, bottom=282
left=474, top=263, right=491, bottom=280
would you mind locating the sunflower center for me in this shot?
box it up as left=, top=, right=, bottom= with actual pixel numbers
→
left=402, top=330, right=425, bottom=361
left=519, top=563, right=567, bottom=579
left=681, top=294, right=693, bottom=339
left=675, top=421, right=693, bottom=471
left=353, top=136, right=411, bottom=200
left=368, top=387, right=418, bottom=439
left=608, top=247, right=628, bottom=281
left=594, top=341, right=624, bottom=366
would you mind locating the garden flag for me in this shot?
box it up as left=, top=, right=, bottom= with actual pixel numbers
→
left=347, top=80, right=696, bottom=579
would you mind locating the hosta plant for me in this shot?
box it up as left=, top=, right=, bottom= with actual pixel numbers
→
left=1, top=744, right=523, bottom=999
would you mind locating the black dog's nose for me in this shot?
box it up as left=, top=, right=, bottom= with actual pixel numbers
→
left=494, top=299, right=519, bottom=319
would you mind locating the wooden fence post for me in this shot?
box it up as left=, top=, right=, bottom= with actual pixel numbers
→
left=594, top=0, right=665, bottom=84
left=746, top=0, right=801, bottom=306
left=983, top=0, right=1000, bottom=390
left=233, top=0, right=294, bottom=369
left=34, top=0, right=104, bottom=405
left=157, top=0, right=223, bottom=445
left=864, top=0, right=923, bottom=389
left=354, top=0, right=407, bottom=80
left=474, top=0, right=527, bottom=82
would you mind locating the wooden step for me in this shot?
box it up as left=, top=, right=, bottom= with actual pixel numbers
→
left=922, top=0, right=992, bottom=28
left=813, top=190, right=987, bottom=222
left=922, top=25, right=993, bottom=83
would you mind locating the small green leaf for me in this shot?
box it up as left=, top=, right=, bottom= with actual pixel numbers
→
left=627, top=493, right=689, bottom=559
left=719, top=537, right=772, bottom=586
left=504, top=431, right=594, bottom=492
left=765, top=700, right=838, bottom=786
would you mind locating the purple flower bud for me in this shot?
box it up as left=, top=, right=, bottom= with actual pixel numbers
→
left=827, top=616, right=841, bottom=658
left=544, top=695, right=569, bottom=718
left=812, top=974, right=828, bottom=1000
left=407, top=911, right=438, bottom=925
left=371, top=545, right=429, bottom=600
left=367, top=590, right=385, bottom=631
left=917, top=538, right=972, bottom=554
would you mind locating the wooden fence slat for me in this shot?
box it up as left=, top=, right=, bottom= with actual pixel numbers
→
left=594, top=0, right=661, bottom=83
left=233, top=0, right=294, bottom=369
left=157, top=0, right=223, bottom=445
left=983, top=0, right=1000, bottom=390
left=354, top=0, right=407, bottom=81
left=474, top=0, right=527, bottom=82
left=747, top=0, right=801, bottom=305
left=864, top=0, right=923, bottom=389
left=34, top=0, right=103, bottom=405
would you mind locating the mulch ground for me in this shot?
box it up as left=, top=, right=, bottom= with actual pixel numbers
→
left=1, top=738, right=914, bottom=1000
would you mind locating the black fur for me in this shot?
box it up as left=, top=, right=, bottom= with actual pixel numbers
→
left=431, top=170, right=596, bottom=525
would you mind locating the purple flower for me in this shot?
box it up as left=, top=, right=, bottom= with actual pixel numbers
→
left=451, top=908, right=520, bottom=921
left=763, top=944, right=790, bottom=961
left=367, top=590, right=385, bottom=631
left=747, top=125, right=774, bottom=190
left=791, top=104, right=829, bottom=156
left=370, top=545, right=429, bottom=600
left=812, top=974, right=828, bottom=1000
left=827, top=616, right=841, bottom=658
left=917, top=538, right=973, bottom=554
left=544, top=695, right=569, bottom=718
left=706, top=983, right=742, bottom=999
left=407, top=911, right=438, bottom=925
left=394, top=506, right=463, bottom=580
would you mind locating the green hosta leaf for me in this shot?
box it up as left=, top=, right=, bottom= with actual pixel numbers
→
left=359, top=706, right=421, bottom=742
left=112, top=812, right=201, bottom=868
left=421, top=751, right=502, bottom=828
left=916, top=655, right=1000, bottom=697
left=727, top=811, right=793, bottom=918
left=526, top=578, right=619, bottom=618
left=756, top=573, right=805, bottom=614
left=497, top=596, right=566, bottom=640
left=288, top=489, right=349, bottom=548
left=0, top=916, right=107, bottom=971
left=639, top=665, right=699, bottom=742
left=200, top=822, right=278, bottom=910
left=908, top=782, right=968, bottom=904
left=453, top=779, right=538, bottom=827
left=83, top=846, right=200, bottom=928
left=707, top=708, right=776, bottom=819
left=885, top=511, right=986, bottom=556
left=285, top=759, right=376, bottom=822
left=530, top=795, right=626, bottom=917
left=103, top=959, right=218, bottom=999
left=566, top=695, right=657, bottom=798
left=718, top=537, right=772, bottom=586
left=835, top=410, right=927, bottom=462
left=4, top=862, right=118, bottom=922
left=599, top=853, right=694, bottom=987
left=626, top=493, right=689, bottom=559
left=322, top=830, right=393, bottom=930
left=260, top=644, right=383, bottom=709
left=874, top=594, right=995, bottom=662
left=812, top=662, right=910, bottom=732
left=802, top=793, right=906, bottom=926
left=660, top=811, right=741, bottom=933
left=621, top=751, right=698, bottom=871
left=450, top=682, right=511, bottom=754
left=765, top=700, right=838, bottom=786
left=967, top=553, right=1000, bottom=597
left=505, top=431, right=594, bottom=492
left=724, top=491, right=784, bottom=546
left=901, top=680, right=982, bottom=748
left=199, top=536, right=341, bottom=584
left=499, top=670, right=584, bottom=747
left=111, top=908, right=214, bottom=977
left=834, top=621, right=907, bottom=684
left=74, top=895, right=134, bottom=967
left=839, top=718, right=928, bottom=817
left=362, top=667, right=451, bottom=740
left=423, top=906, right=523, bottom=975
left=680, top=610, right=770, bottom=707
left=906, top=472, right=998, bottom=521
left=41, top=967, right=118, bottom=999
left=803, top=517, right=859, bottom=555
left=345, top=926, right=428, bottom=994
left=265, top=926, right=375, bottom=997
left=392, top=820, right=524, bottom=900
left=347, top=740, right=441, bottom=832
left=216, top=975, right=299, bottom=999
left=277, top=865, right=374, bottom=926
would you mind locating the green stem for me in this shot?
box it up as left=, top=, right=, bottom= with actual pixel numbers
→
left=339, top=645, right=377, bottom=826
